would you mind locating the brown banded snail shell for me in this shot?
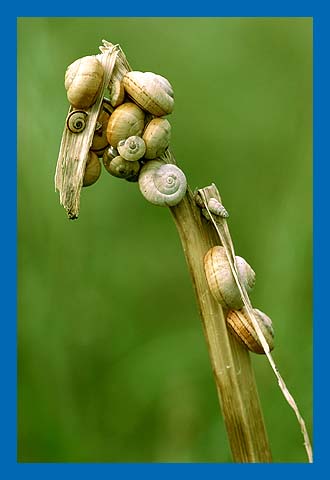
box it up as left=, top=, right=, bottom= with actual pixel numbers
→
left=142, top=117, right=171, bottom=159
left=123, top=71, right=174, bottom=116
left=83, top=151, right=101, bottom=187
left=106, top=102, right=145, bottom=148
left=66, top=110, right=88, bottom=133
left=65, top=55, right=104, bottom=109
left=204, top=246, right=256, bottom=310
left=226, top=307, right=274, bottom=354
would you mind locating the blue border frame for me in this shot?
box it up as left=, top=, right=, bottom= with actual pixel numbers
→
left=9, top=0, right=327, bottom=476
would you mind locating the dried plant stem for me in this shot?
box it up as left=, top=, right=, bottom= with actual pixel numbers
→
left=169, top=182, right=272, bottom=462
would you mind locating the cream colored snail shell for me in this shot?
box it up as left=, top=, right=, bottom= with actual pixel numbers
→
left=83, top=151, right=101, bottom=187
left=106, top=102, right=145, bottom=148
left=138, top=160, right=187, bottom=207
left=108, top=77, right=125, bottom=108
left=103, top=154, right=140, bottom=179
left=142, top=118, right=171, bottom=159
left=226, top=307, right=274, bottom=354
left=65, top=55, right=104, bottom=109
left=117, top=136, right=146, bottom=162
left=90, top=106, right=111, bottom=155
left=123, top=71, right=174, bottom=116
left=66, top=110, right=88, bottom=133
left=204, top=246, right=256, bottom=310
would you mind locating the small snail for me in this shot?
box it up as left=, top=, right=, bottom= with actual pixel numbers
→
left=143, top=118, right=171, bottom=159
left=65, top=56, right=104, bottom=109
left=138, top=160, right=187, bottom=207
left=226, top=307, right=274, bottom=354
left=66, top=110, right=88, bottom=133
left=103, top=154, right=140, bottom=180
left=90, top=105, right=112, bottom=155
left=123, top=71, right=174, bottom=116
left=83, top=151, right=101, bottom=187
left=117, top=136, right=146, bottom=162
left=204, top=246, right=255, bottom=310
left=106, top=102, right=145, bottom=148
left=207, top=198, right=229, bottom=218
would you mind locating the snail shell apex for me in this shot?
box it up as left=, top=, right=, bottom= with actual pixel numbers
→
left=204, top=246, right=255, bottom=310
left=138, top=160, right=187, bottom=207
left=117, top=136, right=146, bottom=161
left=65, top=56, right=104, bottom=109
left=227, top=307, right=274, bottom=354
left=123, top=71, right=174, bottom=116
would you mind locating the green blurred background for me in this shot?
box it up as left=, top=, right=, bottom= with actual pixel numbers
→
left=17, top=17, right=312, bottom=463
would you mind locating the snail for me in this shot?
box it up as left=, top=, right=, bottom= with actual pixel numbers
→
left=83, top=151, right=101, bottom=187
left=142, top=118, right=171, bottom=159
left=66, top=110, right=88, bottom=133
left=65, top=55, right=104, bottom=109
left=204, top=246, right=255, bottom=310
left=106, top=102, right=145, bottom=148
left=123, top=71, right=174, bottom=116
left=90, top=105, right=112, bottom=155
left=108, top=77, right=125, bottom=108
left=117, top=136, right=146, bottom=162
left=103, top=153, right=140, bottom=180
left=207, top=198, right=229, bottom=218
left=138, top=160, right=187, bottom=207
left=226, top=307, right=274, bottom=354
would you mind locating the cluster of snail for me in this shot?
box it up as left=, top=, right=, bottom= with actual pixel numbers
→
left=204, top=245, right=274, bottom=354
left=64, top=55, right=274, bottom=355
left=64, top=55, right=187, bottom=207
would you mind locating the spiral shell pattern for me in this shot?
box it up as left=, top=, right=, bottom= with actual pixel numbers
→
left=66, top=110, right=87, bottom=133
left=138, top=160, right=187, bottom=207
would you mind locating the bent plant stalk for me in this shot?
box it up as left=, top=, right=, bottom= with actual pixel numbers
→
left=167, top=160, right=272, bottom=462
left=55, top=39, right=312, bottom=463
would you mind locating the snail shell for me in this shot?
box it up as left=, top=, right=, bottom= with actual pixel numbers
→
left=83, top=151, right=101, bottom=187
left=226, top=307, right=274, bottom=354
left=106, top=102, right=145, bottom=148
left=65, top=56, right=104, bottom=109
left=123, top=71, right=174, bottom=116
left=117, top=136, right=146, bottom=162
left=142, top=118, right=171, bottom=159
left=138, top=160, right=187, bottom=207
left=103, top=154, right=140, bottom=179
left=90, top=106, right=111, bottom=155
left=108, top=77, right=125, bottom=108
left=207, top=198, right=229, bottom=218
left=204, top=246, right=256, bottom=310
left=66, top=110, right=88, bottom=133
